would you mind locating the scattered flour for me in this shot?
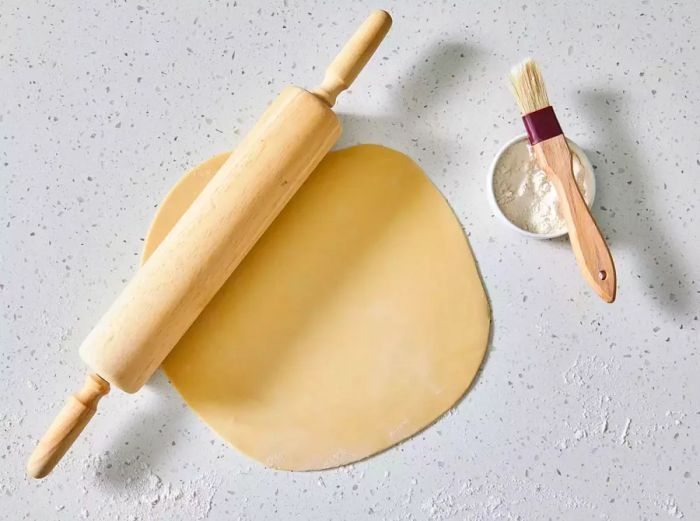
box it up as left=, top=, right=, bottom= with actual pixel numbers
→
left=656, top=495, right=685, bottom=519
left=619, top=418, right=632, bottom=446
left=0, top=412, right=25, bottom=498
left=493, top=138, right=592, bottom=235
left=557, top=355, right=689, bottom=455
left=78, top=452, right=218, bottom=520
left=419, top=475, right=600, bottom=520
left=557, top=355, right=625, bottom=450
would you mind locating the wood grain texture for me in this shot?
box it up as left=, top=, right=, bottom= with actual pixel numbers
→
left=26, top=374, right=109, bottom=479
left=311, top=10, right=392, bottom=106
left=27, top=10, right=391, bottom=478
left=533, top=135, right=617, bottom=302
left=80, top=87, right=340, bottom=393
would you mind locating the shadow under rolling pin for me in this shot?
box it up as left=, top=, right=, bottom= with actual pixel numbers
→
left=27, top=10, right=392, bottom=479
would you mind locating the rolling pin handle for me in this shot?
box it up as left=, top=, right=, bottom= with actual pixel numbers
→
left=311, top=10, right=392, bottom=107
left=26, top=373, right=110, bottom=479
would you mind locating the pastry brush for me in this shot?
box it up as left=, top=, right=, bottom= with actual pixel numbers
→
left=508, top=58, right=617, bottom=303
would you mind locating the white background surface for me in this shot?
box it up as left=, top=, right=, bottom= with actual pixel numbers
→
left=2, top=1, right=698, bottom=519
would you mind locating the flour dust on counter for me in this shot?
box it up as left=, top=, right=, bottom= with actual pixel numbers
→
left=65, top=452, right=219, bottom=520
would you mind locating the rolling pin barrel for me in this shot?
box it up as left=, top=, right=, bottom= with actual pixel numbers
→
left=28, top=10, right=392, bottom=478
left=80, top=86, right=341, bottom=393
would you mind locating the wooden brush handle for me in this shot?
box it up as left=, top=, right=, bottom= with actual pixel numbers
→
left=534, top=135, right=617, bottom=302
left=312, top=10, right=392, bottom=106
left=26, top=373, right=110, bottom=479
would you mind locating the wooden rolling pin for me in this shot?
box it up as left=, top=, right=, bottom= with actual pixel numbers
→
left=27, top=10, right=392, bottom=479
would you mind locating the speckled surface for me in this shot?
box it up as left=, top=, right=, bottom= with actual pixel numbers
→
left=2, top=1, right=699, bottom=519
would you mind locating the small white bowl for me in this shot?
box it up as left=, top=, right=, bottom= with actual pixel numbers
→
left=487, top=134, right=596, bottom=239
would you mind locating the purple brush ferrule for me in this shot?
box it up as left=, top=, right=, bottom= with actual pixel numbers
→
left=522, top=106, right=563, bottom=145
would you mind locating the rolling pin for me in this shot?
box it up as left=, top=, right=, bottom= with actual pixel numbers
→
left=27, top=10, right=392, bottom=479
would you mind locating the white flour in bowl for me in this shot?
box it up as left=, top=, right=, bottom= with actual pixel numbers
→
left=493, top=138, right=591, bottom=235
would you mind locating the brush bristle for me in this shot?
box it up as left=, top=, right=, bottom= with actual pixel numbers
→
left=508, top=58, right=551, bottom=115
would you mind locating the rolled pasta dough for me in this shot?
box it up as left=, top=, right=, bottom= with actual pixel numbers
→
left=142, top=144, right=490, bottom=470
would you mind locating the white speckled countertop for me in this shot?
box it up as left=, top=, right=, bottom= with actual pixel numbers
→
left=2, top=1, right=698, bottom=519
